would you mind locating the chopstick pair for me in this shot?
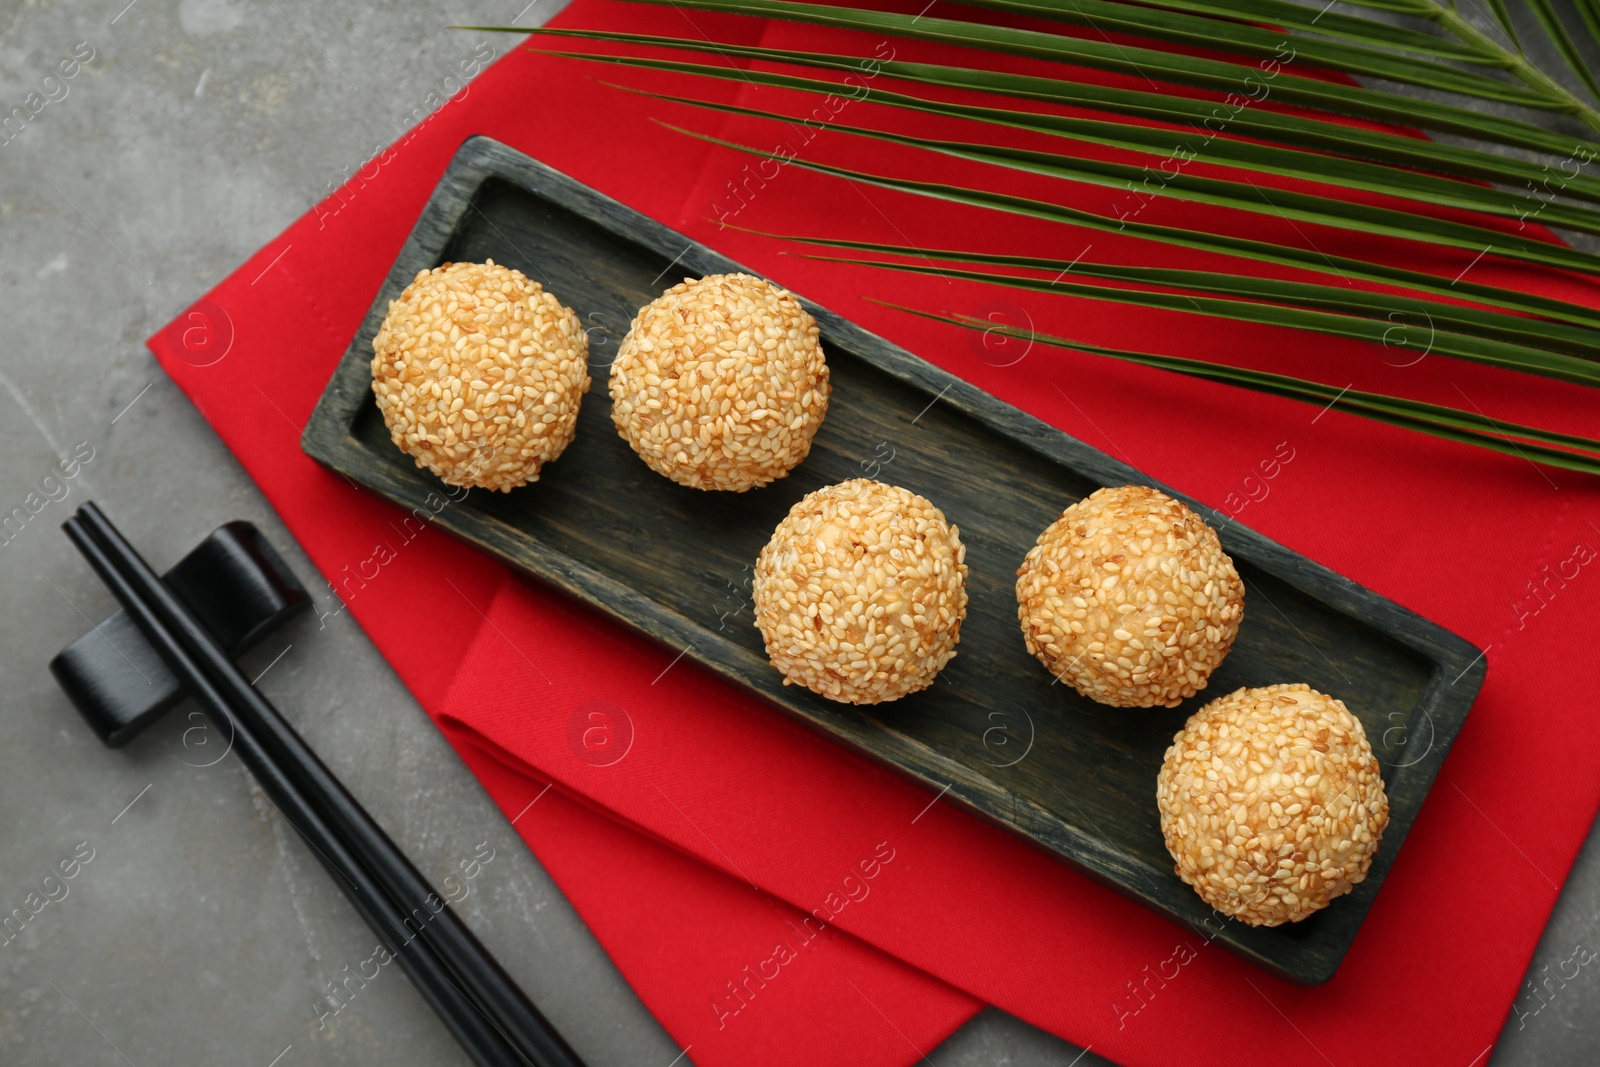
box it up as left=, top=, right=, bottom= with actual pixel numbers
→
left=63, top=503, right=584, bottom=1067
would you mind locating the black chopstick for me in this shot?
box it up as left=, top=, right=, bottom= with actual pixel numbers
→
left=73, top=503, right=587, bottom=1066
left=63, top=514, right=524, bottom=1066
left=66, top=505, right=582, bottom=1067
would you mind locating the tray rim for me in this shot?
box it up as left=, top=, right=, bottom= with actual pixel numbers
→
left=302, top=133, right=1487, bottom=985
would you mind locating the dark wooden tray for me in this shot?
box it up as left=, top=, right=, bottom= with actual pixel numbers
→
left=303, top=136, right=1485, bottom=985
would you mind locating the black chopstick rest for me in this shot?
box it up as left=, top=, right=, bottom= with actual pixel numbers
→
left=48, top=521, right=309, bottom=746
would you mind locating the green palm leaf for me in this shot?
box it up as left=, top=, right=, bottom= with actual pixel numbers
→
left=1470, top=0, right=1524, bottom=49
left=1423, top=2, right=1600, bottom=128
left=1577, top=0, right=1600, bottom=58
left=520, top=30, right=1600, bottom=205
left=1523, top=0, right=1600, bottom=101
left=979, top=0, right=1600, bottom=130
left=1081, top=0, right=1494, bottom=59
left=610, top=0, right=1600, bottom=149
left=720, top=225, right=1600, bottom=358
left=930, top=0, right=1534, bottom=100
left=882, top=302, right=1600, bottom=475
left=1317, top=0, right=1437, bottom=13
left=671, top=124, right=1600, bottom=330
left=558, top=50, right=1600, bottom=236
left=630, top=84, right=1600, bottom=276
left=807, top=253, right=1600, bottom=385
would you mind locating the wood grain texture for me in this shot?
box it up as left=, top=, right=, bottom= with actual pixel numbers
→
left=303, top=136, right=1486, bottom=985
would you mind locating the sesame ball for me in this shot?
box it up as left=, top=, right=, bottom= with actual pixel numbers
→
left=753, top=479, right=967, bottom=704
left=610, top=273, right=829, bottom=492
left=1016, top=485, right=1243, bottom=708
left=1157, top=684, right=1389, bottom=926
left=371, top=260, right=590, bottom=493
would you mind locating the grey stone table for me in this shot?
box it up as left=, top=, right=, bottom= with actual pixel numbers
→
left=0, top=2, right=1590, bottom=1064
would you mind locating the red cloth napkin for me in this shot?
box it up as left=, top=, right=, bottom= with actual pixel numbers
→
left=150, top=3, right=1600, bottom=1065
